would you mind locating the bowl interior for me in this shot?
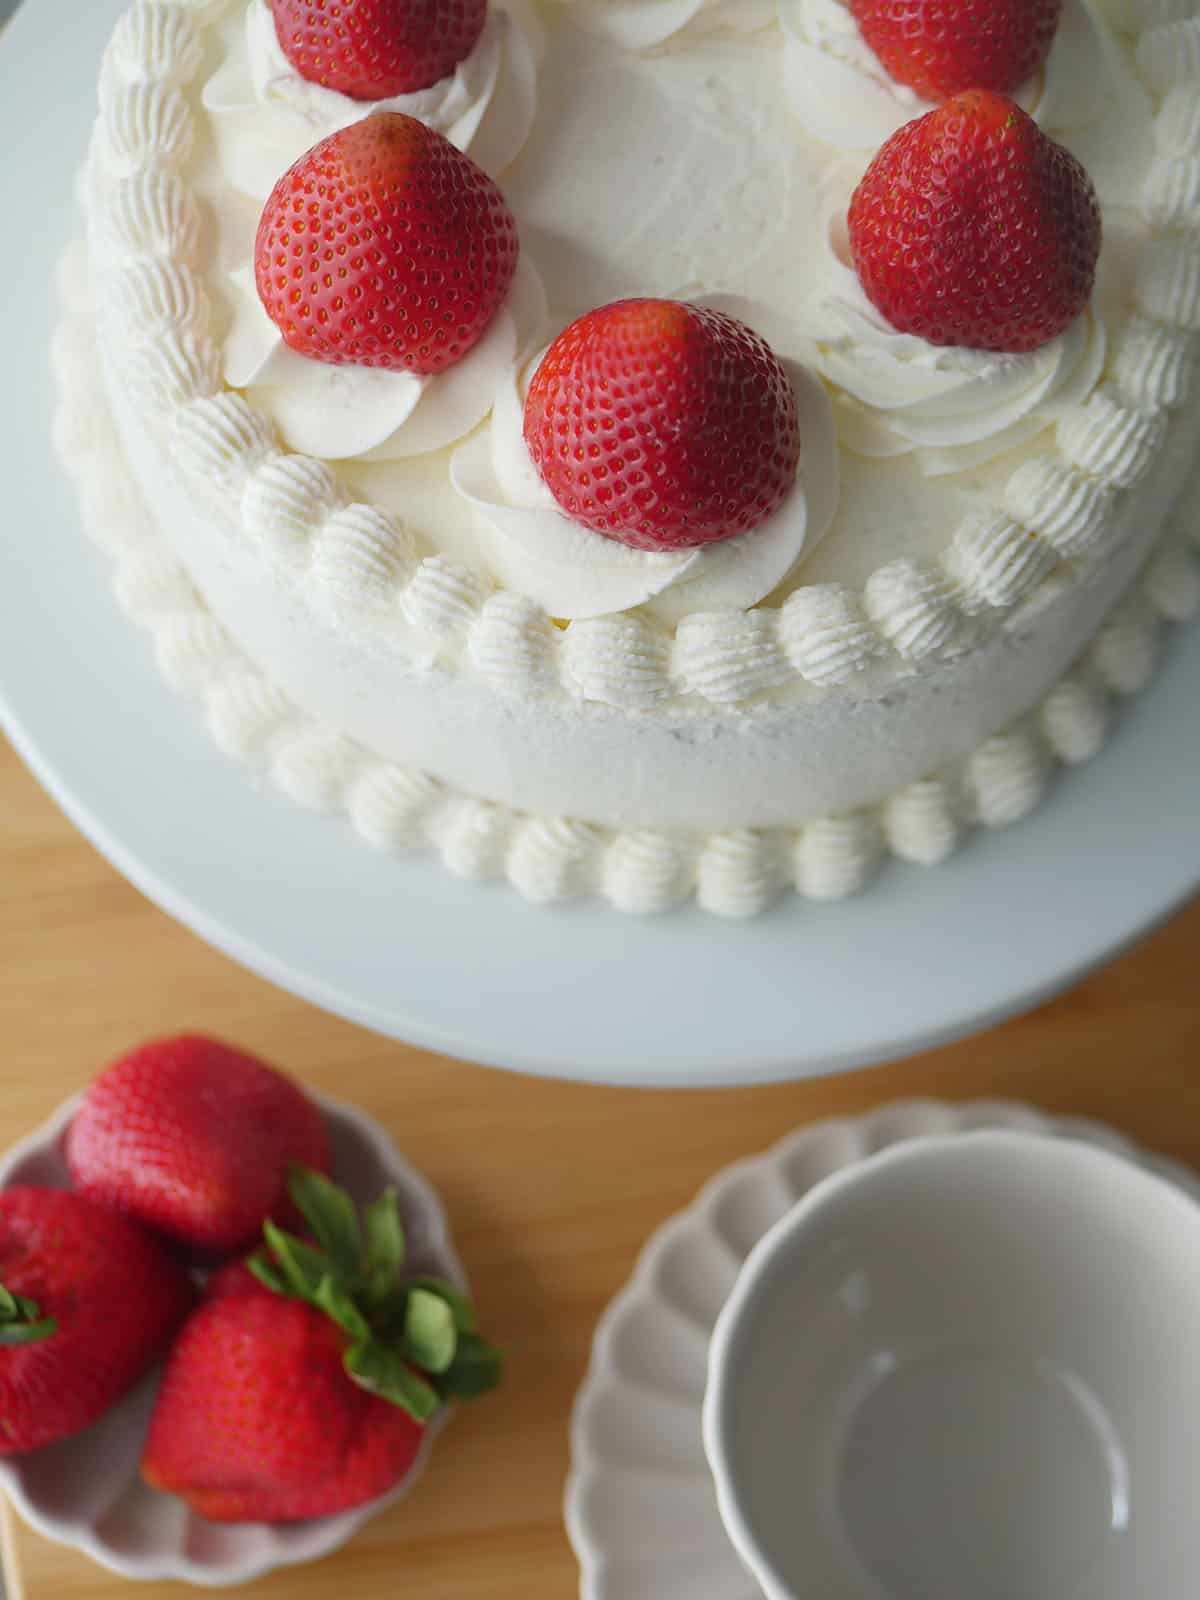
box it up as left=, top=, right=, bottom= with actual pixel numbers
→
left=708, top=1132, right=1200, bottom=1600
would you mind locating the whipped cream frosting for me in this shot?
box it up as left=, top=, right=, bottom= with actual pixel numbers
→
left=767, top=0, right=1153, bottom=474
left=450, top=342, right=839, bottom=620
left=205, top=0, right=1126, bottom=484
left=203, top=0, right=541, bottom=198
left=784, top=217, right=1109, bottom=474
left=556, top=0, right=774, bottom=52
left=56, top=245, right=1200, bottom=912
left=221, top=254, right=549, bottom=459
left=778, top=0, right=1136, bottom=186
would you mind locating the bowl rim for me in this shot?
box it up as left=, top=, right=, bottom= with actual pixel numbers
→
left=0, top=1083, right=468, bottom=1587
left=700, top=1127, right=1200, bottom=1600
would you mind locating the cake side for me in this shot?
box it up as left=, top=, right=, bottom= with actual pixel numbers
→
left=85, top=343, right=1200, bottom=828
left=54, top=243, right=1200, bottom=911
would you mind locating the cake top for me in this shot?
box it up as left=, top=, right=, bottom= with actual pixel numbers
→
left=88, top=0, right=1200, bottom=707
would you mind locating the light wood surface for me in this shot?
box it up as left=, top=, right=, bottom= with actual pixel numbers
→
left=1, top=732, right=1198, bottom=1597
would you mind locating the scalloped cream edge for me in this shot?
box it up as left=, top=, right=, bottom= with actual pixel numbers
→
left=54, top=250, right=1200, bottom=917
left=84, top=0, right=1200, bottom=718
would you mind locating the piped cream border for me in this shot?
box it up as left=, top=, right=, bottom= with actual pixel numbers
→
left=55, top=235, right=1200, bottom=916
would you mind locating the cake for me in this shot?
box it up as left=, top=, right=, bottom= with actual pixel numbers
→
left=54, top=0, right=1200, bottom=916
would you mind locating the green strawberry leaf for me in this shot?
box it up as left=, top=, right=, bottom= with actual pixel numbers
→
left=345, top=1340, right=441, bottom=1422
left=0, top=1286, right=34, bottom=1321
left=0, top=1280, right=58, bottom=1344
left=362, top=1189, right=406, bottom=1303
left=313, top=1275, right=371, bottom=1342
left=262, top=1221, right=330, bottom=1300
left=405, top=1277, right=476, bottom=1334
left=402, top=1288, right=458, bottom=1375
left=439, top=1333, right=504, bottom=1400
left=0, top=1283, right=57, bottom=1344
left=246, top=1252, right=290, bottom=1298
left=0, top=1319, right=60, bottom=1346
left=248, top=1175, right=499, bottom=1412
left=0, top=1293, right=57, bottom=1344
left=288, top=1167, right=363, bottom=1283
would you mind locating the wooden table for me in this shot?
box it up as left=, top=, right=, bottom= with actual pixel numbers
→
left=1, top=732, right=1198, bottom=1598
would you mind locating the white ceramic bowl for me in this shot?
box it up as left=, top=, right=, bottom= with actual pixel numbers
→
left=703, top=1130, right=1200, bottom=1600
left=0, top=1088, right=467, bottom=1586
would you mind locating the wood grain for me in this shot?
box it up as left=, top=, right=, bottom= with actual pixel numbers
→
left=1, top=732, right=1198, bottom=1598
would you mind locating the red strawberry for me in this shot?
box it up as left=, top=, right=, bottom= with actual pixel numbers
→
left=269, top=0, right=488, bottom=100
left=846, top=0, right=1064, bottom=102
left=65, top=1035, right=332, bottom=1254
left=143, top=1170, right=502, bottom=1522
left=254, top=112, right=519, bottom=376
left=523, top=300, right=802, bottom=553
left=203, top=1257, right=263, bottom=1300
left=848, top=91, right=1101, bottom=354
left=0, top=1187, right=192, bottom=1456
left=145, top=1293, right=424, bottom=1522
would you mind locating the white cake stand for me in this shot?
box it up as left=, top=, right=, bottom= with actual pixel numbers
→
left=3, top=0, right=1198, bottom=1088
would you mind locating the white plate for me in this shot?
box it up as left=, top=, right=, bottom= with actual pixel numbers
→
left=0, top=1088, right=467, bottom=1588
left=564, top=1100, right=1200, bottom=1600
left=2, top=0, right=1199, bottom=1088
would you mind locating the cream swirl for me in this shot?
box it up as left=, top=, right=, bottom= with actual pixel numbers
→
left=221, top=253, right=549, bottom=460
left=778, top=215, right=1108, bottom=475
left=202, top=0, right=541, bottom=199
left=778, top=0, right=1146, bottom=204
left=552, top=0, right=775, bottom=53
left=206, top=0, right=544, bottom=459
left=450, top=333, right=839, bottom=621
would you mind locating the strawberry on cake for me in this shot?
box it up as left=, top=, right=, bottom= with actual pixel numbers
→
left=253, top=113, right=521, bottom=375
left=267, top=0, right=492, bottom=97
left=55, top=0, right=1200, bottom=914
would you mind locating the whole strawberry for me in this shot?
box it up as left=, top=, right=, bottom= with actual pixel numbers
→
left=270, top=0, right=488, bottom=100
left=65, top=1035, right=331, bottom=1254
left=846, top=0, right=1064, bottom=101
left=255, top=112, right=519, bottom=375
left=848, top=91, right=1101, bottom=354
left=523, top=300, right=802, bottom=552
left=143, top=1169, right=502, bottom=1521
left=0, top=1187, right=192, bottom=1455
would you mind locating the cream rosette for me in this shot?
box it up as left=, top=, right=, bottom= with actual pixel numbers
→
left=782, top=208, right=1108, bottom=475
left=202, top=0, right=542, bottom=196
left=205, top=1, right=546, bottom=460
left=450, top=303, right=840, bottom=622
left=779, top=0, right=1107, bottom=149
left=221, top=251, right=549, bottom=461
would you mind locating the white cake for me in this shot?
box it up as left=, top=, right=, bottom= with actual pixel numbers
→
left=56, top=0, right=1200, bottom=914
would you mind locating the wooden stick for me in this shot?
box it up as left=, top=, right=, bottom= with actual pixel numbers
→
left=1, top=1494, right=28, bottom=1600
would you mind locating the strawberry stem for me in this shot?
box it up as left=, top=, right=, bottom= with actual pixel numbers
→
left=0, top=1282, right=57, bottom=1345
left=245, top=1167, right=503, bottom=1421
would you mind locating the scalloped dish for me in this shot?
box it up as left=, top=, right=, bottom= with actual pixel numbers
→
left=61, top=0, right=1200, bottom=915
left=0, top=1090, right=465, bottom=1587
left=565, top=1100, right=1200, bottom=1599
